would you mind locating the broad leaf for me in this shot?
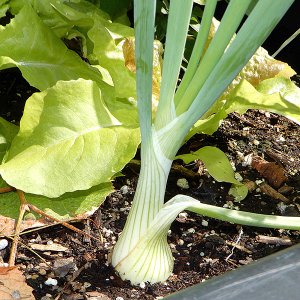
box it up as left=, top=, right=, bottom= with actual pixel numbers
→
left=29, top=0, right=137, bottom=99
left=9, top=0, right=74, bottom=38
left=0, top=79, right=140, bottom=197
left=176, top=146, right=248, bottom=201
left=187, top=77, right=300, bottom=138
left=0, top=118, right=18, bottom=162
left=0, top=4, right=106, bottom=92
left=0, top=0, right=9, bottom=18
left=0, top=177, right=113, bottom=235
left=87, top=18, right=136, bottom=99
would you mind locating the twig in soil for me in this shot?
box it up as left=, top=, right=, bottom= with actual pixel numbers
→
left=265, top=148, right=292, bottom=167
left=27, top=203, right=102, bottom=243
left=226, top=258, right=239, bottom=267
left=225, top=241, right=252, bottom=254
left=7, top=190, right=102, bottom=265
left=83, top=219, right=92, bottom=243
left=6, top=235, right=48, bottom=264
left=172, top=164, right=200, bottom=179
left=225, top=227, right=244, bottom=261
left=8, top=190, right=29, bottom=266
left=0, top=186, right=15, bottom=193
left=259, top=183, right=290, bottom=203
left=256, top=235, right=292, bottom=246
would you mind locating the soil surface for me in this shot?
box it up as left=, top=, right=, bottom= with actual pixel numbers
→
left=0, top=69, right=299, bottom=300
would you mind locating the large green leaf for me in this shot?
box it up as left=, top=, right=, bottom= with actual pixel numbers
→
left=0, top=0, right=9, bottom=18
left=9, top=1, right=136, bottom=100
left=0, top=4, right=106, bottom=91
left=51, top=0, right=136, bottom=98
left=87, top=19, right=136, bottom=99
left=187, top=77, right=300, bottom=139
left=0, top=118, right=18, bottom=162
left=0, top=79, right=140, bottom=197
left=0, top=177, right=113, bottom=221
left=9, top=0, right=74, bottom=38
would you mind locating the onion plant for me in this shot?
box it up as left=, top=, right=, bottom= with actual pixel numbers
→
left=112, top=0, right=298, bottom=284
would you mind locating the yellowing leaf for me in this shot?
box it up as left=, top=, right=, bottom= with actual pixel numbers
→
left=123, top=37, right=163, bottom=111
left=204, top=18, right=296, bottom=100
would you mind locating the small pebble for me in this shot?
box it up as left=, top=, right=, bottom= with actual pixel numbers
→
left=39, top=269, right=47, bottom=276
left=242, top=153, right=253, bottom=167
left=177, top=239, right=184, bottom=246
left=253, top=139, right=260, bottom=146
left=277, top=136, right=285, bottom=142
left=177, top=178, right=189, bottom=189
left=139, top=282, right=146, bottom=289
left=255, top=179, right=264, bottom=185
left=0, top=262, right=8, bottom=267
left=120, top=185, right=129, bottom=194
left=178, top=212, right=188, bottom=218
left=277, top=202, right=287, bottom=214
left=116, top=297, right=124, bottom=300
left=201, top=220, right=208, bottom=227
left=187, top=228, right=195, bottom=234
left=169, top=243, right=176, bottom=249
left=44, top=278, right=58, bottom=286
left=83, top=282, right=91, bottom=288
left=0, top=239, right=8, bottom=250
left=200, top=252, right=205, bottom=257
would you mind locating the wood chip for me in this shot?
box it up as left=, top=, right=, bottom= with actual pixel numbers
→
left=225, top=241, right=252, bottom=254
left=278, top=185, right=294, bottom=195
left=85, top=291, right=112, bottom=300
left=259, top=183, right=290, bottom=202
left=29, top=243, right=69, bottom=252
left=252, top=156, right=287, bottom=188
left=243, top=179, right=257, bottom=192
left=256, top=235, right=292, bottom=246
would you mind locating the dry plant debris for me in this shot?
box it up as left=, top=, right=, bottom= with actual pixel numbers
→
left=0, top=267, right=34, bottom=300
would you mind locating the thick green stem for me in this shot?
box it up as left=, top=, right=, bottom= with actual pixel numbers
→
left=112, top=129, right=172, bottom=267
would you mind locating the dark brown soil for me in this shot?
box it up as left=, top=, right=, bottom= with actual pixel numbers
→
left=0, top=69, right=299, bottom=300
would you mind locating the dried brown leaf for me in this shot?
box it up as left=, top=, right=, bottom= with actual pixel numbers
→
left=252, top=156, right=287, bottom=188
left=0, top=267, right=34, bottom=300
left=0, top=215, right=51, bottom=237
left=206, top=19, right=296, bottom=100
left=30, top=243, right=69, bottom=252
